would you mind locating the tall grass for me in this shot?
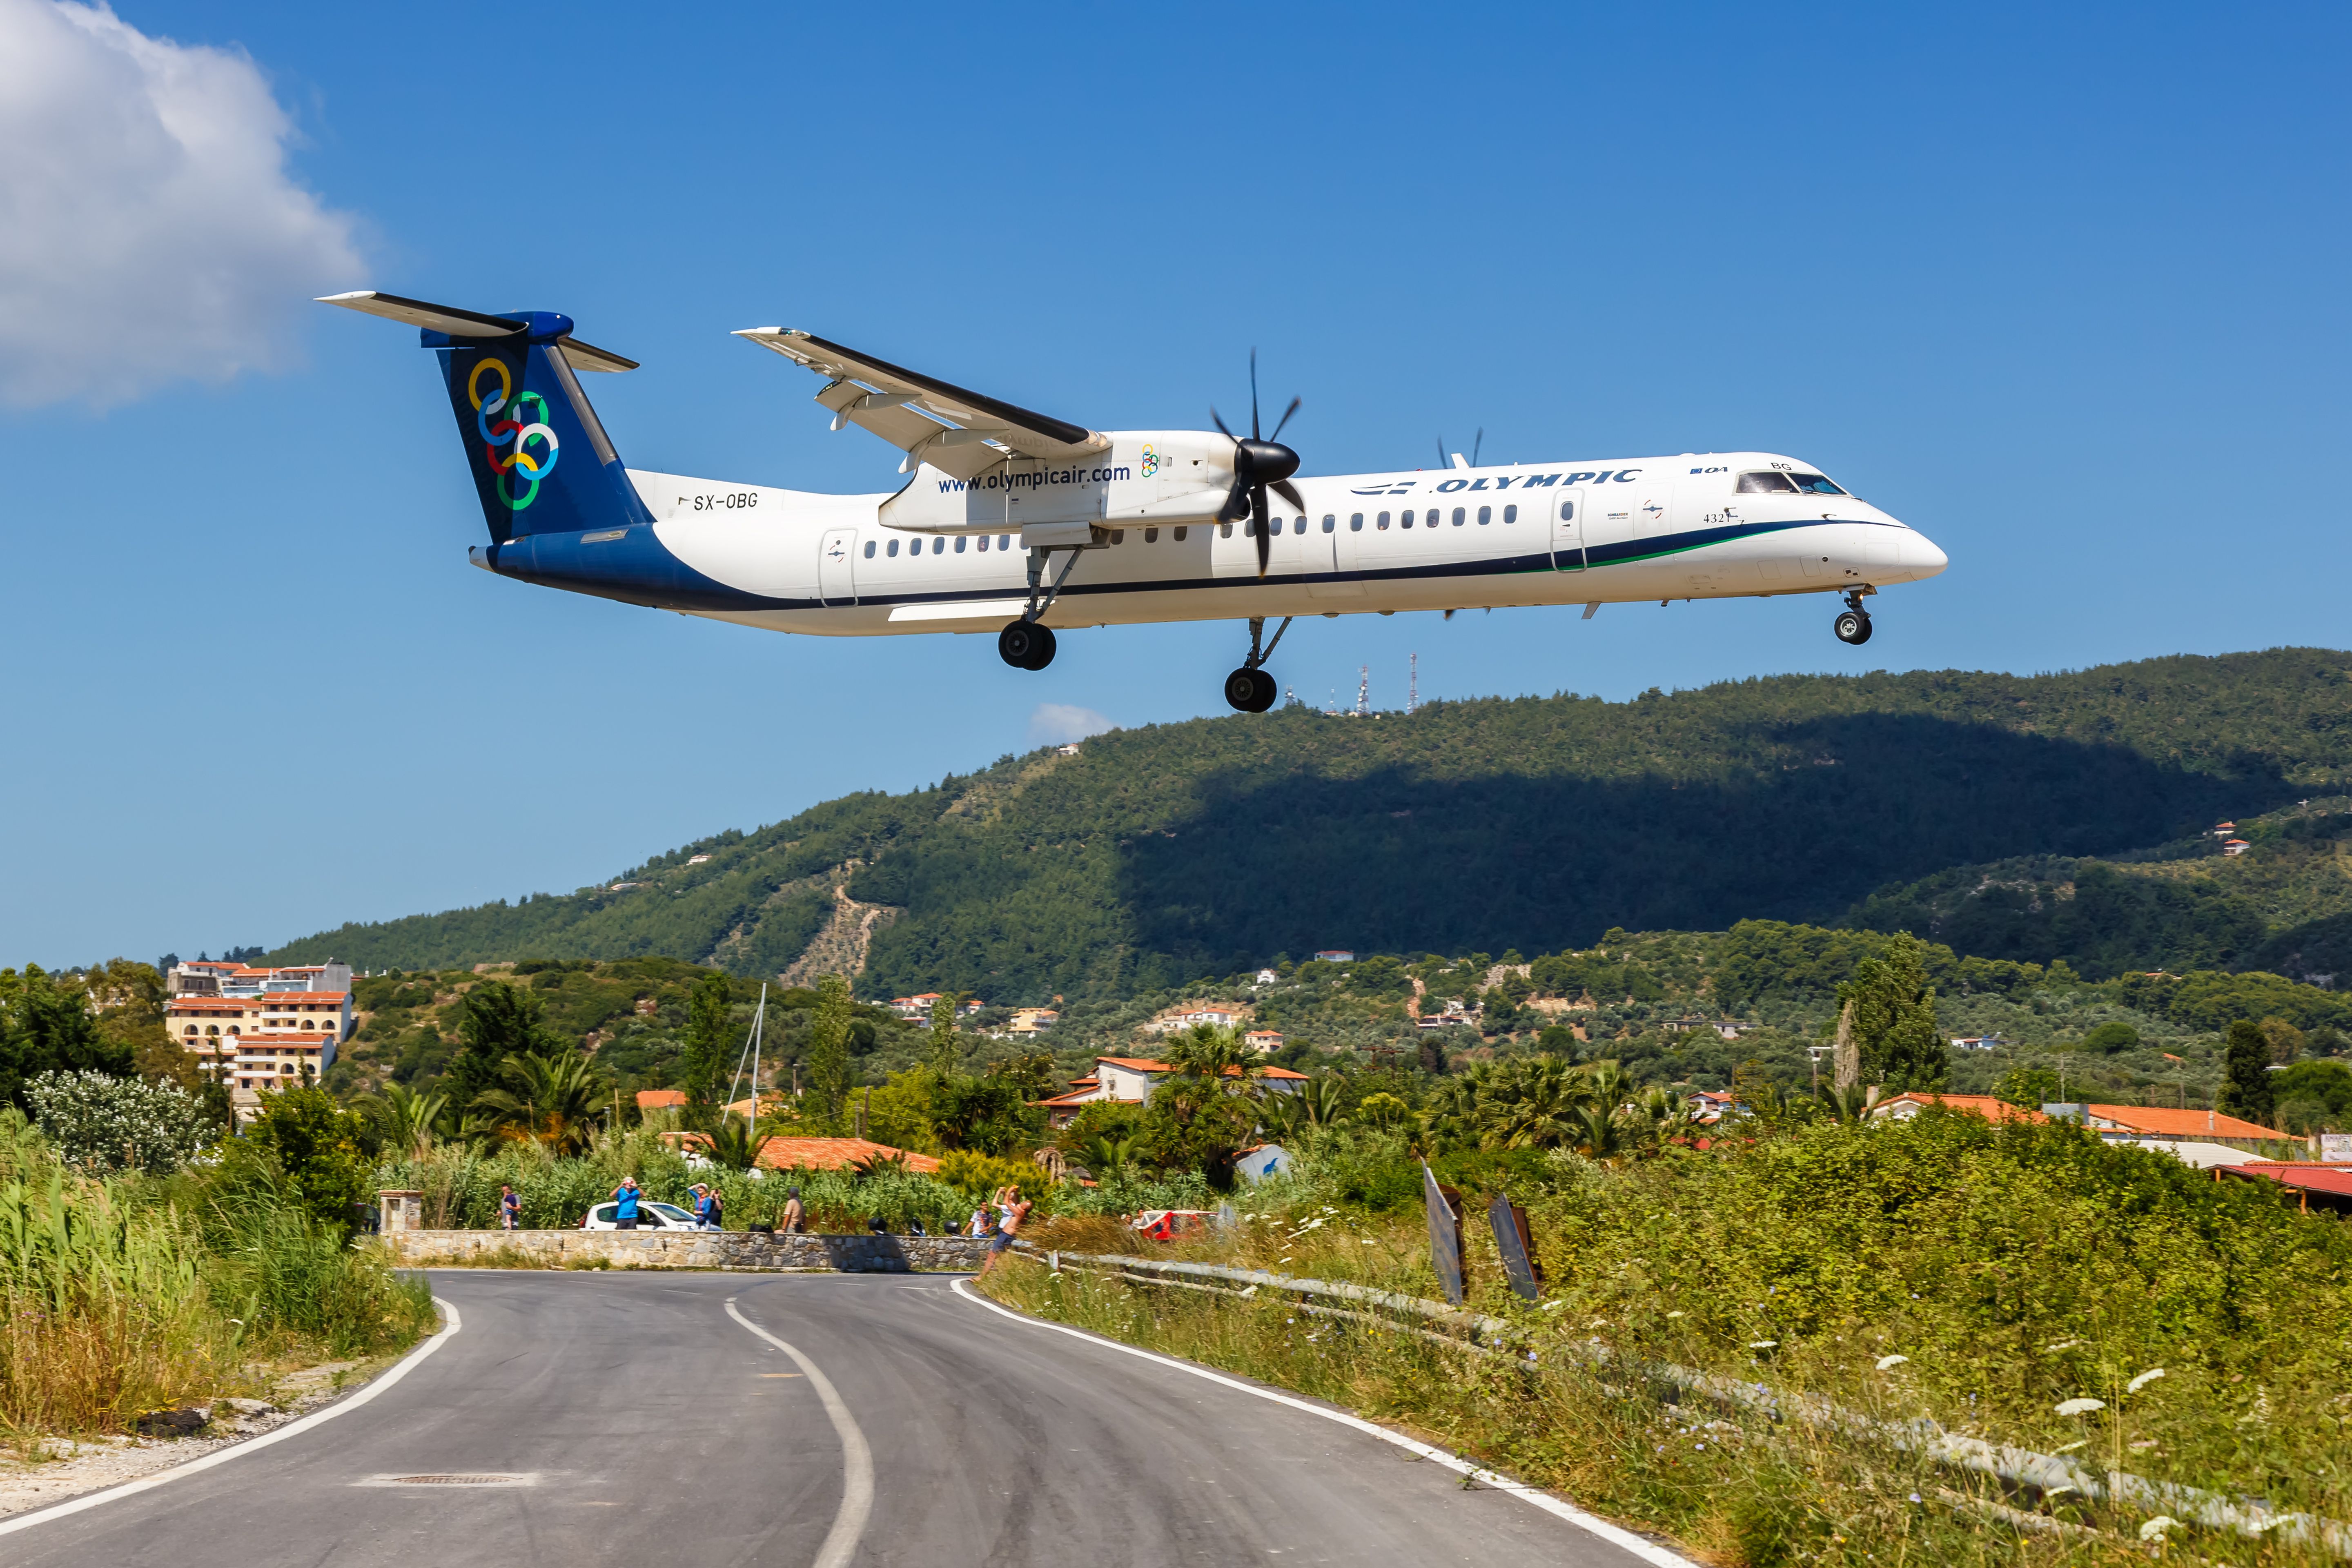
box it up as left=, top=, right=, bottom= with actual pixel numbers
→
left=998, top=1112, right=2352, bottom=1564
left=0, top=1113, right=434, bottom=1437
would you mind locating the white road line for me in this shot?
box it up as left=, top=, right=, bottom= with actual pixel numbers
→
left=950, top=1278, right=1698, bottom=1568
left=0, top=1297, right=464, bottom=1539
left=724, top=1296, right=874, bottom=1568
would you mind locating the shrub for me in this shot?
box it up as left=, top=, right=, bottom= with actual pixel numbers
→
left=24, top=1069, right=209, bottom=1174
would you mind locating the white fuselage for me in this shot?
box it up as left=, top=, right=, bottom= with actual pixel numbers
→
left=537, top=448, right=1944, bottom=636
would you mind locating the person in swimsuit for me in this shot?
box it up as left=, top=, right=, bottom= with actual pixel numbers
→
left=977, top=1185, right=1031, bottom=1278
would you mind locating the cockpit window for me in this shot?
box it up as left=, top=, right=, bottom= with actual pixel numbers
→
left=1735, top=471, right=1799, bottom=494
left=1789, top=473, right=1847, bottom=495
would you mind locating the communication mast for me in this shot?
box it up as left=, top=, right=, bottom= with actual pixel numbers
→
left=1355, top=666, right=1369, bottom=716
left=1408, top=653, right=1419, bottom=714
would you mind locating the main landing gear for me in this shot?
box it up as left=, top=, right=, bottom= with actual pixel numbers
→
left=998, top=544, right=1086, bottom=671
left=1223, top=615, right=1292, bottom=713
left=1833, top=589, right=1874, bottom=646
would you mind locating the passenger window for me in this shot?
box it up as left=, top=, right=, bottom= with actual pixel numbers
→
left=1173, top=526, right=1188, bottom=541
left=862, top=541, right=875, bottom=558
left=1791, top=473, right=1847, bottom=495
left=1503, top=504, right=1517, bottom=523
left=1736, top=471, right=1799, bottom=493
left=933, top=537, right=945, bottom=554
left=1144, top=526, right=1158, bottom=542
left=1110, top=529, right=1125, bottom=544
left=954, top=535, right=967, bottom=553
left=1376, top=511, right=1390, bottom=530
left=1401, top=510, right=1414, bottom=528
left=999, top=534, right=1012, bottom=550
left=1221, top=521, right=1232, bottom=538
left=1349, top=513, right=1363, bottom=531
left=1561, top=501, right=1574, bottom=521
left=977, top=534, right=989, bottom=552
left=1477, top=506, right=1491, bottom=525
left=1322, top=514, right=1336, bottom=533
left=1452, top=507, right=1466, bottom=526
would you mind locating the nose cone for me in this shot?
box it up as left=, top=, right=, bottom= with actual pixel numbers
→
left=1907, top=530, right=1949, bottom=579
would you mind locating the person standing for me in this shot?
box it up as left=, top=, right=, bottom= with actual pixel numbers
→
left=780, top=1186, right=805, bottom=1235
left=611, top=1175, right=644, bottom=1230
left=967, top=1203, right=991, bottom=1238
left=689, top=1183, right=713, bottom=1229
left=706, top=1185, right=725, bottom=1230
left=977, top=1185, right=1031, bottom=1279
left=499, top=1185, right=521, bottom=1231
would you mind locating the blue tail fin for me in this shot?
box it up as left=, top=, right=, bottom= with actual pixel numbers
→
left=429, top=312, right=653, bottom=541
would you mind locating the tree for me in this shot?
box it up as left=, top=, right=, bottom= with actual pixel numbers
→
left=24, top=1069, right=209, bottom=1174
left=472, top=1050, right=608, bottom=1155
left=1838, top=933, right=1946, bottom=1091
left=0, top=964, right=132, bottom=1111
left=803, top=974, right=853, bottom=1127
left=1994, top=1065, right=2063, bottom=1109
left=248, top=1085, right=371, bottom=1234
left=361, top=1083, right=447, bottom=1160
left=678, top=970, right=735, bottom=1105
left=2219, top=1019, right=2276, bottom=1126
left=445, top=981, right=566, bottom=1108
left=927, top=993, right=964, bottom=1077
left=2078, top=1021, right=2140, bottom=1055
left=1165, top=1023, right=1252, bottom=1088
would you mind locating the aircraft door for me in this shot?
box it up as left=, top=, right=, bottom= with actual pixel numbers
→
left=1308, top=508, right=1365, bottom=599
left=1549, top=489, right=1586, bottom=572
left=818, top=528, right=858, bottom=605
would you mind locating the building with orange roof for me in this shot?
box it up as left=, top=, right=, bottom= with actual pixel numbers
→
left=1869, top=1092, right=2050, bottom=1126
left=636, top=1088, right=689, bottom=1113
left=2219, top=1162, right=2352, bottom=1215
left=2081, top=1103, right=2287, bottom=1143
left=754, top=1137, right=942, bottom=1175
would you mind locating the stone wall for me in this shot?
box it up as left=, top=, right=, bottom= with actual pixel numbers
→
left=380, top=1228, right=991, bottom=1273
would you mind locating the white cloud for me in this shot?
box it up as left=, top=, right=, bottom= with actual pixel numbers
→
left=1029, top=702, right=1114, bottom=745
left=0, top=0, right=363, bottom=408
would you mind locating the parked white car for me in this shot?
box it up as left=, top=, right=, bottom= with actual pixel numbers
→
left=581, top=1200, right=699, bottom=1230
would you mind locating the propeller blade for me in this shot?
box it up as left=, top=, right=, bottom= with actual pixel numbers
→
left=1254, top=484, right=1271, bottom=576
left=1218, top=479, right=1252, bottom=523
left=1250, top=349, right=1261, bottom=440
left=1268, top=395, right=1301, bottom=443
left=1272, top=478, right=1305, bottom=515
left=1211, top=407, right=1234, bottom=440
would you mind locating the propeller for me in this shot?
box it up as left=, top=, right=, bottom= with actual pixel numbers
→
left=1211, top=350, right=1304, bottom=578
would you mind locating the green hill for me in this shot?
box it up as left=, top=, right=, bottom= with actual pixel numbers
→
left=268, top=648, right=2352, bottom=1001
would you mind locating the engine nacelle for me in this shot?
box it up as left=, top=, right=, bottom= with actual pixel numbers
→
left=878, top=430, right=1235, bottom=535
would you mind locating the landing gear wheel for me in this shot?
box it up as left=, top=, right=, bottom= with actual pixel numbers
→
left=998, top=620, right=1057, bottom=670
left=1224, top=667, right=1277, bottom=713
left=1833, top=608, right=1873, bottom=646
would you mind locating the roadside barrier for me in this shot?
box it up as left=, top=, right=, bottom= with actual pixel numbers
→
left=1018, top=1245, right=2351, bottom=1557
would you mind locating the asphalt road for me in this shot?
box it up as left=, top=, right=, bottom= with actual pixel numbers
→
left=9, top=1270, right=1673, bottom=1566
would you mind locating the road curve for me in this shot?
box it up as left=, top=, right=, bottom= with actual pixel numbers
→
left=11, top=1270, right=1671, bottom=1566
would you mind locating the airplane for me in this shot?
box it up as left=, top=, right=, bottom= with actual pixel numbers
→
left=321, top=291, right=1947, bottom=713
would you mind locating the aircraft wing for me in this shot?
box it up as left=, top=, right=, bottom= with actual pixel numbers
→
left=733, top=327, right=1108, bottom=478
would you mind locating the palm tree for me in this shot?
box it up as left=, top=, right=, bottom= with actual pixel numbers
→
left=1477, top=1057, right=1588, bottom=1150
left=1163, top=1023, right=1256, bottom=1090
left=361, top=1083, right=446, bottom=1160
left=1260, top=1074, right=1347, bottom=1142
left=704, top=1115, right=764, bottom=1173
left=472, top=1050, right=608, bottom=1156
left=1076, top=1130, right=1140, bottom=1179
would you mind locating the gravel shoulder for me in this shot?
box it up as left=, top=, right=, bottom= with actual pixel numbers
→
left=0, top=1351, right=402, bottom=1520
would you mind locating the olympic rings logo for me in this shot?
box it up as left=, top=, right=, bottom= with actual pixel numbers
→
left=469, top=357, right=560, bottom=510
left=1139, top=443, right=1160, bottom=479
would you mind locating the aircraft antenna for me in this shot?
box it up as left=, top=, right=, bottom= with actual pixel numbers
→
left=1356, top=666, right=1369, bottom=716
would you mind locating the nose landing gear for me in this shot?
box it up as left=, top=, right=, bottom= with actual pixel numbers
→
left=1833, top=589, right=1873, bottom=646
left=1223, top=614, right=1293, bottom=713
left=998, top=620, right=1057, bottom=670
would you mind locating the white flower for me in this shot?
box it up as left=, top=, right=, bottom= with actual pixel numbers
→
left=1748, top=1340, right=1777, bottom=1350
left=1876, top=1354, right=1910, bottom=1370
left=2043, top=1339, right=2082, bottom=1353
left=2054, top=1397, right=2105, bottom=1417
left=2138, top=1516, right=2180, bottom=1542
left=1665, top=1310, right=1685, bottom=1319
left=2127, top=1368, right=2166, bottom=1394
left=1540, top=1300, right=1565, bottom=1311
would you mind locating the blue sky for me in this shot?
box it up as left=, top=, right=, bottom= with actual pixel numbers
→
left=3, top=0, right=2346, bottom=966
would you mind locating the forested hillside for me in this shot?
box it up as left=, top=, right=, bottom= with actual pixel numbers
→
left=269, top=648, right=2352, bottom=1000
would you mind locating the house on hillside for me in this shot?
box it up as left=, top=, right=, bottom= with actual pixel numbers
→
left=1244, top=1029, right=1285, bottom=1053
left=1006, top=1007, right=1060, bottom=1037
left=1035, top=1055, right=1308, bottom=1127
left=635, top=1089, right=688, bottom=1114
left=1312, top=950, right=1355, bottom=963
left=1868, top=1092, right=2049, bottom=1126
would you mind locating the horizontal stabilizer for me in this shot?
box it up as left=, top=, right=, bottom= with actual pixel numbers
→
left=316, top=290, right=638, bottom=371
